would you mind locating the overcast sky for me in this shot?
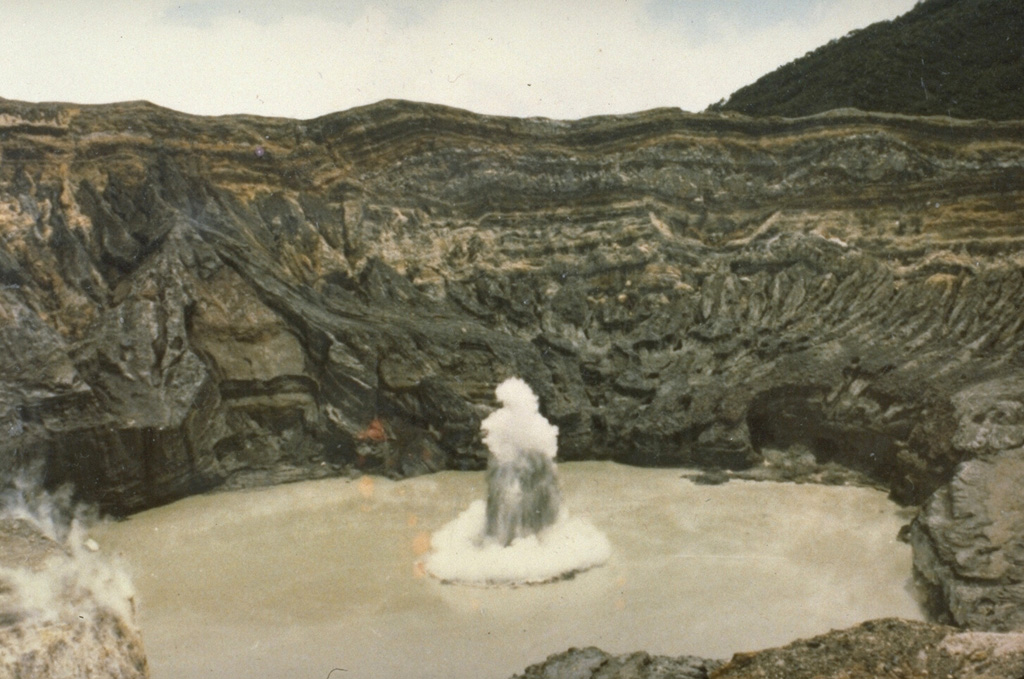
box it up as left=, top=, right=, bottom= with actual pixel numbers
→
left=0, top=0, right=918, bottom=121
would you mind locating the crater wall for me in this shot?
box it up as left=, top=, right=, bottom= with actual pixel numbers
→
left=2, top=98, right=1023, bottom=629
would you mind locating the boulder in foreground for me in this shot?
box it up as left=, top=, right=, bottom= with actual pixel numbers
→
left=514, top=619, right=1024, bottom=679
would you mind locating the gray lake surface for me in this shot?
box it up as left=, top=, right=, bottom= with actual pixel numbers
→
left=90, top=461, right=924, bottom=679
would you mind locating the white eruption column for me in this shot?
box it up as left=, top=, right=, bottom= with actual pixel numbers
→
left=423, top=378, right=610, bottom=586
left=482, top=377, right=561, bottom=546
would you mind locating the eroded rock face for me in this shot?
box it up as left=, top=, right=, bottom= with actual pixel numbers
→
left=0, top=610, right=149, bottom=679
left=910, top=376, right=1024, bottom=631
left=711, top=618, right=1024, bottom=679
left=512, top=646, right=721, bottom=679
left=3, top=98, right=1022, bottom=510
left=2, top=97, right=1024, bottom=626
left=515, top=620, right=1024, bottom=679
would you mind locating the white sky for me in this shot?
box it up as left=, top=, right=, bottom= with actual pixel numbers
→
left=0, top=0, right=918, bottom=121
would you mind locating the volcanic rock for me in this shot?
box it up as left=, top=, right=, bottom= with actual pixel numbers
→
left=2, top=96, right=1024, bottom=626
left=512, top=646, right=722, bottom=679
left=514, top=619, right=1024, bottom=679
left=910, top=375, right=1024, bottom=630
left=711, top=618, right=1024, bottom=679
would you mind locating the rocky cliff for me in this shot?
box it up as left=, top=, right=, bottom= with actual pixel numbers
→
left=2, top=96, right=1024, bottom=628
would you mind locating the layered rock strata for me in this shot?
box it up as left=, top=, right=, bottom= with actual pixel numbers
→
left=2, top=97, right=1024, bottom=627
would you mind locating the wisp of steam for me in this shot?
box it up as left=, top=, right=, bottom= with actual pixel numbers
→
left=0, top=472, right=137, bottom=630
left=423, top=377, right=610, bottom=585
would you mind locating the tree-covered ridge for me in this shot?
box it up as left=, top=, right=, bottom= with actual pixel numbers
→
left=711, top=0, right=1023, bottom=120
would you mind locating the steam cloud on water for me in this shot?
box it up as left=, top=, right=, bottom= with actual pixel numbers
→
left=0, top=473, right=137, bottom=630
left=424, top=377, right=611, bottom=585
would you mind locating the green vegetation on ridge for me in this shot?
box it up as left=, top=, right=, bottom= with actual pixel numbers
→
left=711, top=0, right=1023, bottom=120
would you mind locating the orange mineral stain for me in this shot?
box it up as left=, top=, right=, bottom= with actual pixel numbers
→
left=357, top=476, right=375, bottom=499
left=356, top=417, right=387, bottom=443
left=412, top=531, right=432, bottom=556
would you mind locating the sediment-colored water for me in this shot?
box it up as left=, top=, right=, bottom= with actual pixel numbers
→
left=89, top=461, right=923, bottom=679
